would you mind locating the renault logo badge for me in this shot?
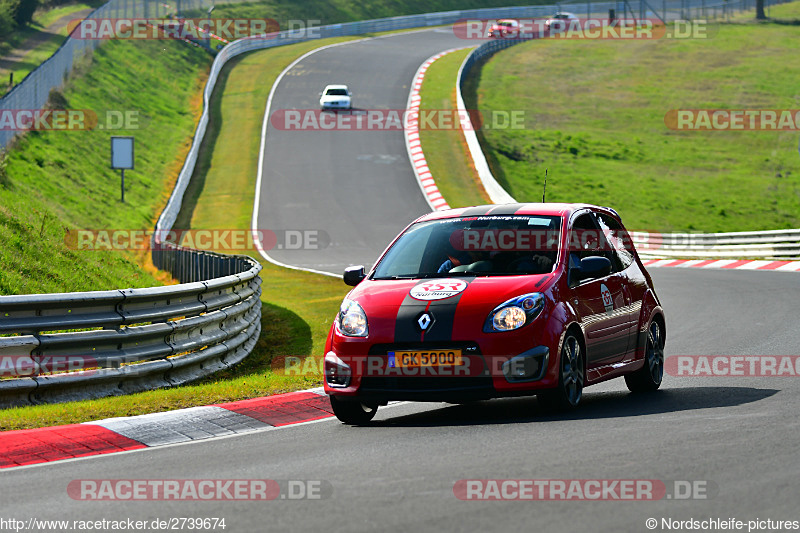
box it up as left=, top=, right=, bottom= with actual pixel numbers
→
left=417, top=312, right=433, bottom=331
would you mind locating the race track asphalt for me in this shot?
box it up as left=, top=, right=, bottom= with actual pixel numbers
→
left=3, top=268, right=799, bottom=532
left=3, top=29, right=799, bottom=533
left=254, top=28, right=467, bottom=275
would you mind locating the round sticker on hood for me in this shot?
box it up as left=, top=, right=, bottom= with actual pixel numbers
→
left=410, top=279, right=468, bottom=301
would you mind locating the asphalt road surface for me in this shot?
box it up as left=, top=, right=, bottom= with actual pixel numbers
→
left=254, top=28, right=468, bottom=275
left=3, top=29, right=799, bottom=533
left=3, top=269, right=799, bottom=532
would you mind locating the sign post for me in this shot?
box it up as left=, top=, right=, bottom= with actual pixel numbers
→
left=111, top=136, right=134, bottom=203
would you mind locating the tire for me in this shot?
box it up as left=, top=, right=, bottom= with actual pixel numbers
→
left=625, top=319, right=664, bottom=392
left=539, top=332, right=584, bottom=411
left=329, top=396, right=378, bottom=425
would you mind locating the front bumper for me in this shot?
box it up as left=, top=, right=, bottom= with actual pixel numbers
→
left=324, top=337, right=556, bottom=401
left=320, top=101, right=351, bottom=109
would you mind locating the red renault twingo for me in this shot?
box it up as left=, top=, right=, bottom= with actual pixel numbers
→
left=324, top=203, right=665, bottom=424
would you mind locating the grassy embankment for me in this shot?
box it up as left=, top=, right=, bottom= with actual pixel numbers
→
left=1, top=2, right=101, bottom=97
left=1, top=38, right=210, bottom=296
left=461, top=4, right=800, bottom=232
left=1, top=0, right=538, bottom=427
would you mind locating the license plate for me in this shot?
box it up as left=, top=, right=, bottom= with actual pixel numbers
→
left=388, top=349, right=463, bottom=368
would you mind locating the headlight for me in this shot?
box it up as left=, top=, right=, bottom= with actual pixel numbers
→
left=484, top=293, right=545, bottom=332
left=338, top=299, right=368, bottom=337
left=493, top=307, right=527, bottom=330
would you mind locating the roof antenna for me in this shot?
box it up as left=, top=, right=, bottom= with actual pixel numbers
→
left=542, top=169, right=548, bottom=203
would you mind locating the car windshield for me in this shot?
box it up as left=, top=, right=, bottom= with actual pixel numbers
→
left=372, top=215, right=562, bottom=279
left=325, top=88, right=348, bottom=96
left=554, top=13, right=571, bottom=18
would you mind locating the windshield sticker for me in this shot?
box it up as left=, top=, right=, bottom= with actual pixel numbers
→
left=410, top=279, right=468, bottom=301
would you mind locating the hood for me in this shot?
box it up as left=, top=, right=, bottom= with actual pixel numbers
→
left=344, top=275, right=553, bottom=343
left=350, top=276, right=549, bottom=307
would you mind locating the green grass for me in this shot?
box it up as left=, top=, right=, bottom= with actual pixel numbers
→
left=466, top=7, right=800, bottom=232
left=34, top=3, right=96, bottom=29
left=417, top=47, right=491, bottom=208
left=0, top=38, right=359, bottom=431
left=0, top=0, right=550, bottom=430
left=1, top=39, right=211, bottom=295
left=183, top=36, right=356, bottom=352
left=1, top=3, right=98, bottom=97
left=0, top=0, right=597, bottom=429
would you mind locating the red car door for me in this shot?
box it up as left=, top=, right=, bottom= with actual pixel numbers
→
left=596, top=211, right=642, bottom=359
left=567, top=212, right=630, bottom=368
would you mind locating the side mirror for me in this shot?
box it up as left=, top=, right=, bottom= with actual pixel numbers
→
left=577, top=256, right=612, bottom=281
left=568, top=255, right=612, bottom=287
left=343, top=265, right=366, bottom=286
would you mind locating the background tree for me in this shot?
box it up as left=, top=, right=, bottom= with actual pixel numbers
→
left=756, top=0, right=766, bottom=19
left=13, top=0, right=39, bottom=26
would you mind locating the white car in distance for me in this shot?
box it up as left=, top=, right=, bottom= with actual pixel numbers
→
left=319, top=84, right=352, bottom=110
left=545, top=12, right=580, bottom=32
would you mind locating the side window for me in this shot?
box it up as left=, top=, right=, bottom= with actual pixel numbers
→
left=597, top=213, right=634, bottom=271
left=570, top=214, right=599, bottom=261
left=569, top=213, right=616, bottom=284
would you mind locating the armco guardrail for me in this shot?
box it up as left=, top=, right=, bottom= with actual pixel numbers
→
left=632, top=229, right=800, bottom=259
left=456, top=37, right=522, bottom=205
left=0, top=245, right=261, bottom=407
left=1, top=1, right=791, bottom=407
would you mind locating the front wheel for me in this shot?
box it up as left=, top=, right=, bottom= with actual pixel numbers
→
left=539, top=332, right=584, bottom=411
left=329, top=396, right=378, bottom=425
left=625, top=319, right=664, bottom=392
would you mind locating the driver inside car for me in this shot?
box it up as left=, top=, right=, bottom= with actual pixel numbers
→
left=438, top=250, right=483, bottom=273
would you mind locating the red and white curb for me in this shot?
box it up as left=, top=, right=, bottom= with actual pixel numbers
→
left=0, top=389, right=335, bottom=469
left=404, top=47, right=470, bottom=212
left=642, top=259, right=800, bottom=271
